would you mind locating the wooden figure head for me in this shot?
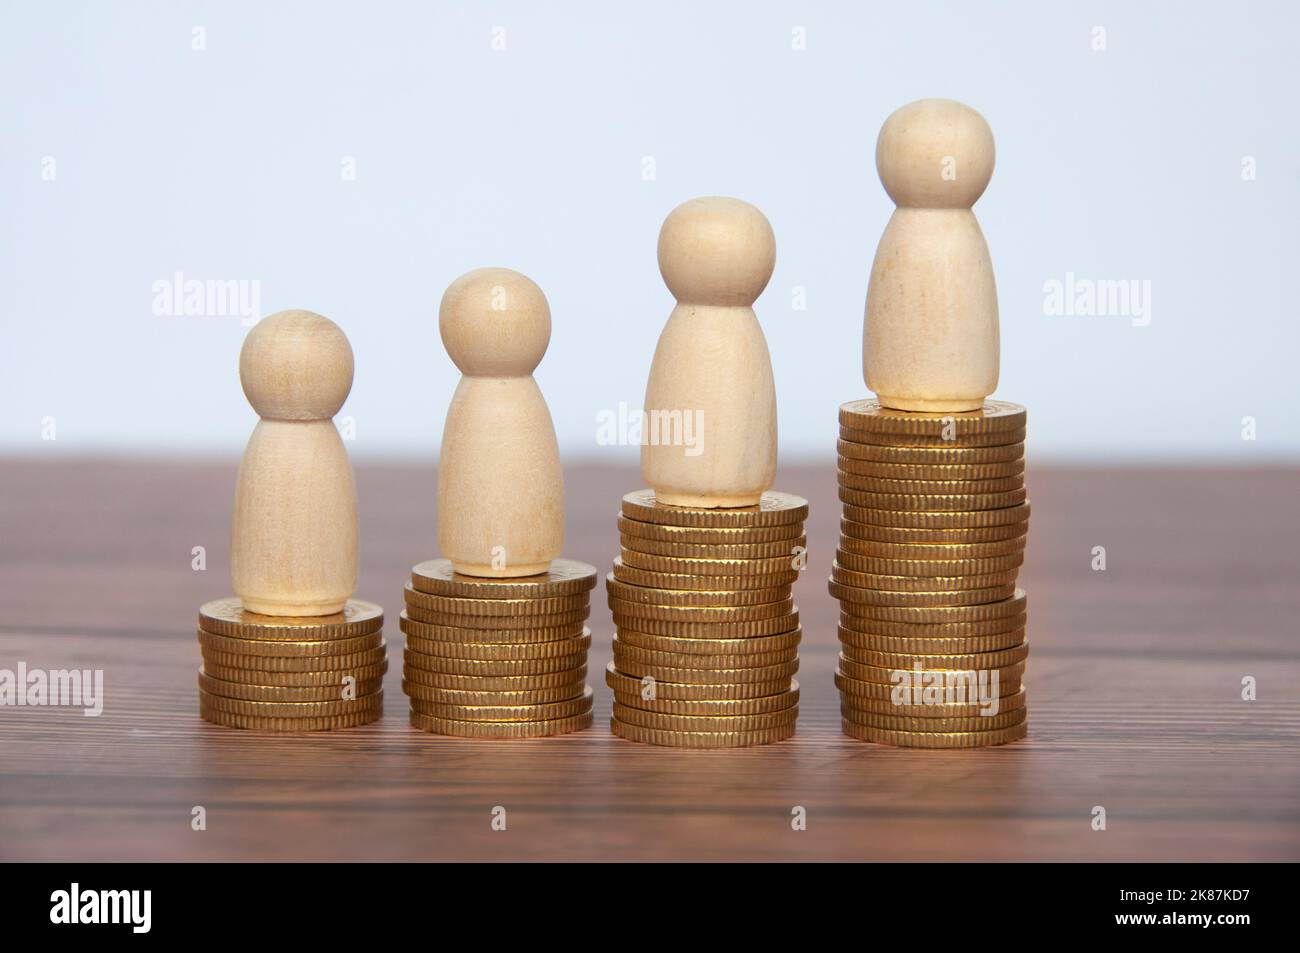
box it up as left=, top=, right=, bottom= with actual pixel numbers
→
left=876, top=98, right=995, bottom=210
left=657, top=197, right=776, bottom=307
left=439, top=267, right=552, bottom=378
left=239, top=309, right=354, bottom=421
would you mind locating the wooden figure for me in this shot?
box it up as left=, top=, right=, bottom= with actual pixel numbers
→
left=642, top=197, right=777, bottom=508
left=232, top=309, right=358, bottom=616
left=437, top=268, right=564, bottom=577
left=864, top=98, right=999, bottom=412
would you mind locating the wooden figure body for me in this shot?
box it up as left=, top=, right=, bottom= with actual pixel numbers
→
left=864, top=98, right=999, bottom=412
left=437, top=268, right=564, bottom=577
left=231, top=310, right=358, bottom=615
left=642, top=197, right=777, bottom=508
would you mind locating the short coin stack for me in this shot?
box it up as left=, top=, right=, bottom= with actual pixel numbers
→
left=605, top=489, right=807, bottom=748
left=831, top=399, right=1030, bottom=748
left=400, top=559, right=598, bottom=737
left=197, top=597, right=387, bottom=730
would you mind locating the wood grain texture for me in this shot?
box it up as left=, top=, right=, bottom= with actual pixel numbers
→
left=1, top=460, right=1298, bottom=862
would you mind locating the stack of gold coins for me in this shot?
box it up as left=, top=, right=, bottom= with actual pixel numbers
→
left=196, top=597, right=387, bottom=730
left=831, top=399, right=1030, bottom=748
left=605, top=489, right=807, bottom=748
left=400, top=559, right=598, bottom=738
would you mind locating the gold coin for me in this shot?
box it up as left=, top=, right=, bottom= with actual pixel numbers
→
left=198, top=669, right=383, bottom=702
left=837, top=613, right=1029, bottom=642
left=409, top=558, right=597, bottom=599
left=402, top=582, right=589, bottom=617
left=198, top=597, right=383, bottom=640
left=401, top=679, right=587, bottom=706
left=402, top=648, right=585, bottom=677
left=605, top=661, right=792, bottom=700
left=828, top=674, right=904, bottom=701
left=611, top=717, right=795, bottom=748
left=402, top=604, right=590, bottom=629
left=409, top=709, right=593, bottom=738
left=618, top=532, right=806, bottom=560
left=837, top=654, right=1026, bottom=685
left=835, top=549, right=1023, bottom=577
left=612, top=557, right=798, bottom=591
left=197, top=688, right=383, bottom=719
left=612, top=655, right=799, bottom=685
left=836, top=589, right=1026, bottom=623
left=613, top=637, right=798, bottom=671
left=832, top=562, right=1021, bottom=591
left=840, top=426, right=1026, bottom=449
left=411, top=686, right=594, bottom=722
left=840, top=414, right=1026, bottom=442
left=839, top=472, right=1026, bottom=497
left=839, top=485, right=1028, bottom=512
left=615, top=627, right=802, bottom=656
left=836, top=456, right=1026, bottom=481
left=607, top=595, right=794, bottom=623
left=829, top=579, right=1017, bottom=606
left=835, top=669, right=1024, bottom=704
left=838, top=471, right=1025, bottom=496
left=403, top=665, right=587, bottom=692
left=841, top=516, right=1029, bottom=544
left=619, top=548, right=799, bottom=577
left=611, top=682, right=799, bottom=716
left=202, top=642, right=387, bottom=673
left=842, top=501, right=1031, bottom=529
left=841, top=705, right=1027, bottom=733
left=842, top=719, right=1027, bottom=747
left=200, top=705, right=382, bottom=732
left=611, top=611, right=800, bottom=639
left=398, top=611, right=586, bottom=644
left=837, top=535, right=1026, bottom=559
left=834, top=667, right=1023, bottom=701
left=835, top=678, right=1027, bottom=714
left=605, top=574, right=792, bottom=608
left=200, top=659, right=388, bottom=687
left=841, top=641, right=1029, bottom=670
left=840, top=611, right=1027, bottom=639
left=838, top=627, right=1026, bottom=655
left=617, top=515, right=804, bottom=545
left=839, top=398, right=1026, bottom=434
left=404, top=630, right=591, bottom=660
left=837, top=439, right=1025, bottom=464
left=621, top=488, right=809, bottom=528
left=196, top=628, right=382, bottom=659
left=612, top=702, right=799, bottom=733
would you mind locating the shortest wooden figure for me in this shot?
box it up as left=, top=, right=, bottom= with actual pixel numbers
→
left=197, top=309, right=386, bottom=732
left=233, top=309, right=357, bottom=614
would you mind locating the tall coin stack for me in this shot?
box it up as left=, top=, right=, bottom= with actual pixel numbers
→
left=605, top=489, right=807, bottom=748
left=401, top=560, right=598, bottom=738
left=197, top=598, right=387, bottom=730
left=831, top=400, right=1030, bottom=748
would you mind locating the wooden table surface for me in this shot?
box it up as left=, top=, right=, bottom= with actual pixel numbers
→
left=1, top=459, right=1297, bottom=862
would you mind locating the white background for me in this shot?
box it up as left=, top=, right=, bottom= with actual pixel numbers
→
left=2, top=0, right=1297, bottom=462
